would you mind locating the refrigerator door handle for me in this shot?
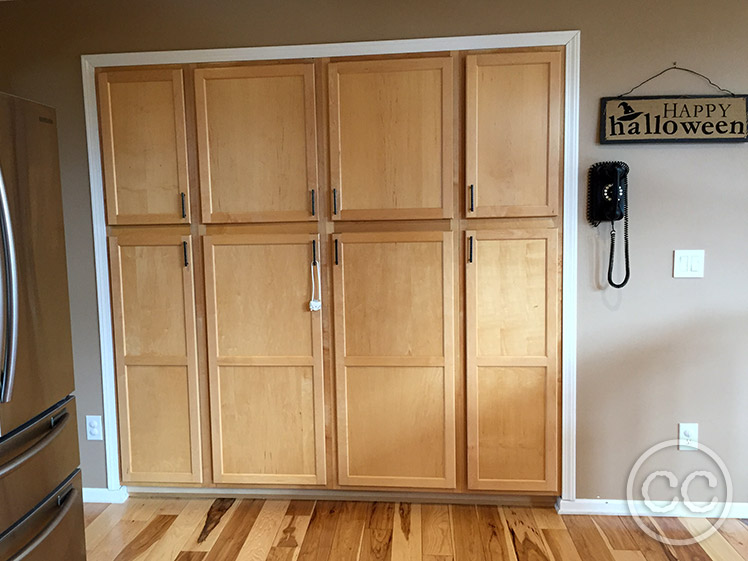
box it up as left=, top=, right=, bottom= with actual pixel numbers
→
left=7, top=487, right=79, bottom=561
left=0, top=411, right=69, bottom=479
left=0, top=160, right=18, bottom=404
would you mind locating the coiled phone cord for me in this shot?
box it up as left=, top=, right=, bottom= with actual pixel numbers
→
left=607, top=189, right=630, bottom=288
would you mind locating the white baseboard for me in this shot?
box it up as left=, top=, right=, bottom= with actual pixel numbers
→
left=557, top=498, right=748, bottom=518
left=82, top=487, right=130, bottom=504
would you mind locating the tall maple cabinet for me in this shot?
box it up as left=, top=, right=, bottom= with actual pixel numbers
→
left=97, top=47, right=564, bottom=495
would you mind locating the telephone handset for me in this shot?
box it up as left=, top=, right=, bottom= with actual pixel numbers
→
left=588, top=161, right=630, bottom=288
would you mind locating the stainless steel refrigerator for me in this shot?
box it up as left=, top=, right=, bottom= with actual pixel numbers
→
left=0, top=93, right=86, bottom=560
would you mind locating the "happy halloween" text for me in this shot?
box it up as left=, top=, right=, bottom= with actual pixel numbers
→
left=609, top=102, right=745, bottom=137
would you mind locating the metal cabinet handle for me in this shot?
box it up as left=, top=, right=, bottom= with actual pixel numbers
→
left=0, top=412, right=69, bottom=479
left=0, top=162, right=18, bottom=404
left=180, top=192, right=186, bottom=219
left=8, top=487, right=79, bottom=561
left=332, top=189, right=338, bottom=215
left=468, top=184, right=475, bottom=213
left=311, top=190, right=316, bottom=216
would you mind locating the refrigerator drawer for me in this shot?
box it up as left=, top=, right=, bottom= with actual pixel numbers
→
left=0, top=397, right=79, bottom=534
left=0, top=470, right=85, bottom=561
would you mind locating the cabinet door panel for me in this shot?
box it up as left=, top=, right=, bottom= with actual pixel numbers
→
left=342, top=240, right=444, bottom=357
left=195, top=64, right=318, bottom=223
left=210, top=242, right=313, bottom=357
left=334, top=232, right=455, bottom=488
left=126, top=365, right=194, bottom=475
left=329, top=57, right=453, bottom=220
left=466, top=50, right=563, bottom=217
left=476, top=366, right=547, bottom=482
left=218, top=366, right=317, bottom=478
left=109, top=233, right=202, bottom=483
left=98, top=69, right=190, bottom=224
left=466, top=229, right=559, bottom=492
left=204, top=234, right=325, bottom=484
left=476, top=238, right=547, bottom=357
left=346, top=366, right=446, bottom=480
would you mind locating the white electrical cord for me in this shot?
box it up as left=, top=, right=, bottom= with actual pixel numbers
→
left=309, top=260, right=321, bottom=311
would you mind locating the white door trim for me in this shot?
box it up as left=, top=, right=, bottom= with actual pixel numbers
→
left=80, top=30, right=581, bottom=498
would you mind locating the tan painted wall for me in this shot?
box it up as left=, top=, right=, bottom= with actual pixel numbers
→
left=1, top=0, right=747, bottom=498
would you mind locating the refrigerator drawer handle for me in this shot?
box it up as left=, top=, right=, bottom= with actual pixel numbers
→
left=7, top=487, right=79, bottom=561
left=0, top=161, right=18, bottom=404
left=0, top=411, right=69, bottom=479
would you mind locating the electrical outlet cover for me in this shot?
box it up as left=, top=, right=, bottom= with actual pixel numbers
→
left=678, top=422, right=698, bottom=451
left=86, top=415, right=103, bottom=441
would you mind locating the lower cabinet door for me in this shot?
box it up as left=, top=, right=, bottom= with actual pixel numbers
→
left=333, top=231, right=456, bottom=489
left=109, top=231, right=203, bottom=484
left=204, top=234, right=326, bottom=484
left=465, top=229, right=560, bottom=492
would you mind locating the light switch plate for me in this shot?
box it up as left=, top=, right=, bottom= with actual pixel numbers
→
left=86, top=415, right=103, bottom=441
left=673, top=250, right=705, bottom=278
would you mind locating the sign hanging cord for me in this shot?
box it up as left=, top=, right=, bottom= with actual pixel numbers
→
left=618, top=63, right=736, bottom=98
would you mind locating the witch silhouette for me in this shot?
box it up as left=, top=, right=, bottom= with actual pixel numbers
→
left=617, top=101, right=643, bottom=121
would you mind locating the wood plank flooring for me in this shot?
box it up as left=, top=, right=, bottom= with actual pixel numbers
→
left=84, top=498, right=748, bottom=560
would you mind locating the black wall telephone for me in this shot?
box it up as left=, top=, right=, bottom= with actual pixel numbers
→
left=588, top=161, right=630, bottom=288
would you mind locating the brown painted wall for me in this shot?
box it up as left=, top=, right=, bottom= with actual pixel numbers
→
left=1, top=0, right=747, bottom=498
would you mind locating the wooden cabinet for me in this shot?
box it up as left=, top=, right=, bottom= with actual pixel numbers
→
left=328, top=57, right=453, bottom=220
left=465, top=229, right=559, bottom=492
left=203, top=234, right=326, bottom=484
left=465, top=50, right=563, bottom=218
left=98, top=69, right=191, bottom=225
left=333, top=232, right=455, bottom=488
left=108, top=231, right=202, bottom=483
left=194, top=64, right=319, bottom=223
left=99, top=47, right=565, bottom=495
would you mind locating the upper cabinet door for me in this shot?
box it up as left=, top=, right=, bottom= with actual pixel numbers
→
left=98, top=69, right=191, bottom=225
left=465, top=50, right=563, bottom=218
left=329, top=57, right=453, bottom=220
left=195, top=64, right=318, bottom=223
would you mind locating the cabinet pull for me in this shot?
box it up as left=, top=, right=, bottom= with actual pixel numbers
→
left=183, top=241, right=189, bottom=268
left=311, top=190, right=316, bottom=216
left=334, top=239, right=339, bottom=265
left=468, top=185, right=475, bottom=213
left=332, top=189, right=338, bottom=215
left=180, top=192, right=186, bottom=219
left=312, top=239, right=317, bottom=263
left=468, top=236, right=474, bottom=263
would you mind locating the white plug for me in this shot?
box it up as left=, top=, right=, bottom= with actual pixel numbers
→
left=309, top=299, right=321, bottom=311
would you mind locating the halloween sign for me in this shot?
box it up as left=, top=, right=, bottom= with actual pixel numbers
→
left=600, top=95, right=748, bottom=144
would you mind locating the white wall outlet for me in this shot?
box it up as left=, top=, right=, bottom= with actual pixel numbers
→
left=86, top=415, right=103, bottom=441
left=673, top=250, right=705, bottom=278
left=679, top=422, right=698, bottom=450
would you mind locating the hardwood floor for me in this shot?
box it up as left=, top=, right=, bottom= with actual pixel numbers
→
left=84, top=498, right=748, bottom=560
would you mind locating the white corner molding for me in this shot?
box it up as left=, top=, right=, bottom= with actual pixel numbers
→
left=82, top=486, right=130, bottom=504
left=561, top=30, right=580, bottom=502
left=81, top=56, right=121, bottom=493
left=81, top=29, right=581, bottom=500
left=557, top=498, right=748, bottom=518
